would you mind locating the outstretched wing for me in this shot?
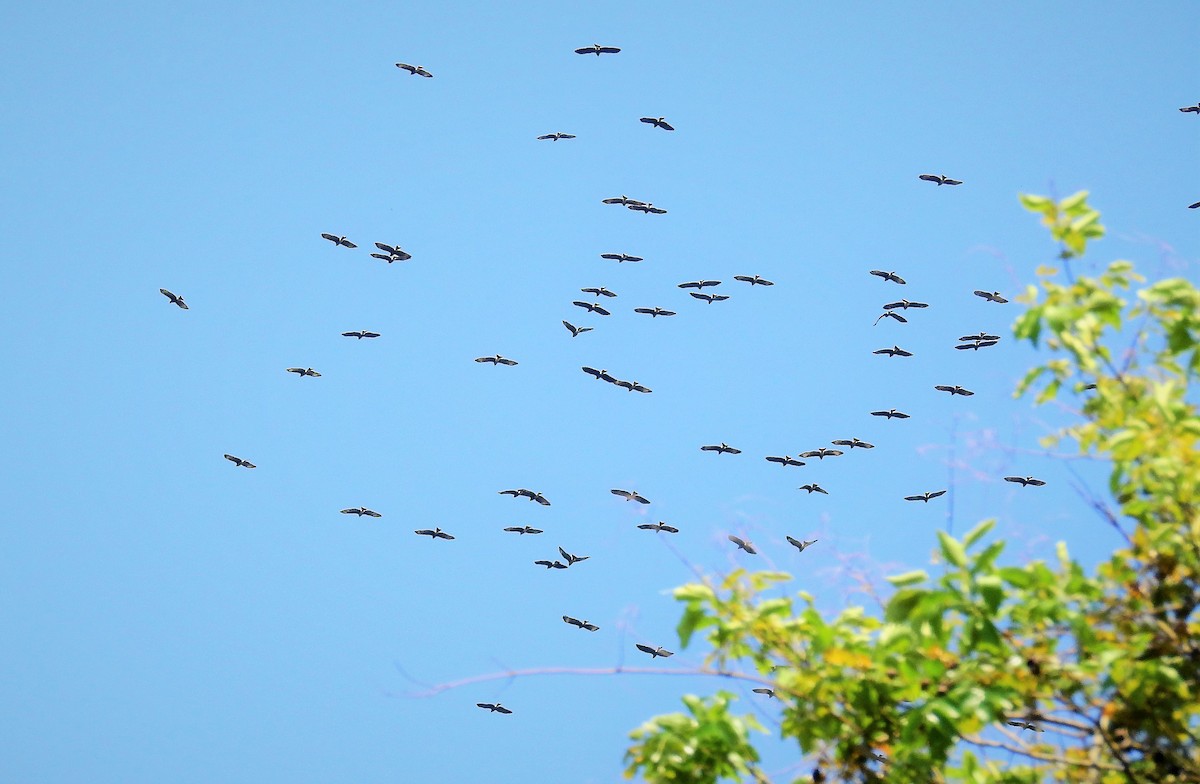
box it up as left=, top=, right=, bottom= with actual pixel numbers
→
left=636, top=644, right=655, bottom=655
left=320, top=233, right=338, bottom=242
left=918, top=174, right=941, bottom=183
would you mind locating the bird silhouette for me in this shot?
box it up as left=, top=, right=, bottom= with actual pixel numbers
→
left=678, top=280, right=721, bottom=290
left=728, top=535, right=757, bottom=554
left=415, top=528, right=454, bottom=540
left=627, top=203, right=667, bottom=214
left=341, top=506, right=382, bottom=517
left=476, top=702, right=512, bottom=713
left=634, top=307, right=676, bottom=317
left=831, top=438, right=874, bottom=449
left=700, top=443, right=742, bottom=455
left=871, top=409, right=910, bottom=419
left=639, top=116, right=674, bottom=131
left=873, top=346, right=913, bottom=358
left=581, top=286, right=618, bottom=298
left=958, top=332, right=1001, bottom=343
left=638, top=522, right=679, bottom=533
left=765, top=455, right=805, bottom=467
left=973, top=290, right=1009, bottom=303
left=602, top=195, right=645, bottom=206
left=883, top=299, right=929, bottom=310
left=752, top=688, right=777, bottom=698
left=801, top=448, right=844, bottom=460
left=535, top=559, right=568, bottom=569
left=341, top=330, right=381, bottom=339
left=557, top=546, right=590, bottom=566
left=934, top=385, right=975, bottom=396
left=573, top=301, right=612, bottom=316
left=904, top=490, right=947, bottom=503
left=600, top=252, right=643, bottom=263
left=611, top=489, right=650, bottom=504
left=563, top=616, right=600, bottom=631
left=874, top=312, right=908, bottom=325
left=395, top=63, right=432, bottom=77
left=613, top=379, right=652, bottom=393
left=787, top=536, right=818, bottom=552
left=498, top=489, right=551, bottom=506
left=320, top=233, right=357, bottom=248
left=636, top=644, right=673, bottom=658
left=870, top=270, right=906, bottom=284
left=503, top=526, right=543, bottom=535
left=689, top=293, right=729, bottom=304
left=537, top=132, right=576, bottom=141
left=581, top=366, right=617, bottom=382
left=797, top=484, right=828, bottom=495
left=223, top=454, right=256, bottom=468
left=286, top=367, right=321, bottom=377
left=562, top=321, right=593, bottom=337
left=733, top=275, right=774, bottom=286
left=1004, top=476, right=1047, bottom=487
left=954, top=340, right=999, bottom=351
left=475, top=355, right=519, bottom=365
left=575, top=44, right=621, bottom=56
left=918, top=174, right=962, bottom=186
left=373, top=242, right=412, bottom=260
left=159, top=289, right=188, bottom=309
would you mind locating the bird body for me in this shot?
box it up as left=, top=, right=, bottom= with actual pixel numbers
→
left=159, top=288, right=188, bottom=309
left=223, top=454, right=256, bottom=468
left=765, top=455, right=805, bottom=467
left=638, top=522, right=679, bottom=533
left=1004, top=476, right=1047, bottom=487
left=475, top=355, right=518, bottom=365
left=503, top=526, right=543, bottom=535
left=395, top=63, right=432, bottom=77
left=627, top=202, right=667, bottom=214
left=831, top=438, right=874, bottom=449
left=728, top=535, right=757, bottom=554
left=955, top=340, right=999, bottom=350
left=700, top=443, right=741, bottom=455
left=341, top=506, right=382, bottom=517
left=582, top=366, right=617, bottom=382
left=935, top=385, right=975, bottom=396
left=639, top=116, right=674, bottom=130
left=689, top=293, right=729, bottom=304
left=476, top=702, right=512, bottom=713
left=883, top=299, right=929, bottom=310
left=797, top=484, right=828, bottom=495
left=562, top=320, right=593, bottom=337
left=678, top=280, right=721, bottom=290
left=573, top=301, right=612, bottom=315
left=600, top=253, right=643, bottom=263
left=498, top=489, right=551, bottom=506
left=611, top=489, right=650, bottom=504
left=537, top=132, right=576, bottom=141
left=904, top=490, right=947, bottom=503
left=874, top=312, right=908, bottom=325
left=373, top=242, right=412, bottom=261
left=563, top=616, right=599, bottom=631
left=602, top=195, right=644, bottom=206
left=320, top=233, right=357, bottom=248
left=752, top=688, right=777, bottom=698
left=415, top=527, right=454, bottom=540
left=636, top=644, right=673, bottom=658
left=581, top=286, right=617, bottom=298
left=286, top=367, right=321, bottom=377
left=870, top=270, right=906, bottom=284
left=871, top=409, right=910, bottom=419
left=575, top=44, right=621, bottom=56
left=973, top=290, right=1009, bottom=303
left=958, top=332, right=1001, bottom=343
left=873, top=345, right=913, bottom=357
left=787, top=536, right=818, bottom=552
left=342, top=330, right=380, bottom=339
left=558, top=546, right=589, bottom=566
left=1180, top=103, right=1200, bottom=114
left=634, top=307, right=676, bottom=317
left=535, top=559, right=568, bottom=569
left=613, top=379, right=652, bottom=393
left=800, top=448, right=844, bottom=460
left=918, top=174, right=962, bottom=186
left=734, top=275, right=774, bottom=286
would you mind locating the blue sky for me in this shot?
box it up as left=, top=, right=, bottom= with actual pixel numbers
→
left=2, top=2, right=1197, bottom=782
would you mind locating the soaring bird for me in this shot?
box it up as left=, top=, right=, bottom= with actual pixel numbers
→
left=873, top=346, right=913, bottom=358
left=1179, top=103, right=1200, bottom=114
left=581, top=286, right=617, bottom=298
left=600, top=252, right=643, bottom=263
left=639, top=116, right=674, bottom=131
left=728, top=535, right=757, bottom=554
left=832, top=438, right=874, bottom=449
left=1190, top=201, right=1200, bottom=209
left=370, top=252, right=409, bottom=263
left=223, top=454, right=256, bottom=469
left=475, top=355, right=519, bottom=365
left=558, top=546, right=590, bottom=566
left=575, top=44, right=621, bottom=56
left=498, top=489, right=551, bottom=506
left=797, top=484, right=828, bottom=495
left=638, top=522, right=679, bottom=533
left=935, top=385, right=975, bottom=396
left=1004, top=476, right=1047, bottom=487
left=918, top=174, right=962, bottom=186
left=1007, top=720, right=1044, bottom=732
left=342, top=330, right=380, bottom=339
left=611, top=489, right=650, bottom=504
left=800, top=448, right=844, bottom=460
left=973, top=290, right=1009, bottom=303
left=765, top=455, right=805, bottom=468
left=573, top=301, right=612, bottom=315
left=602, top=195, right=645, bottom=206
left=678, top=280, right=721, bottom=290
left=563, top=616, right=600, bottom=631
left=537, top=132, right=576, bottom=141
left=341, top=506, right=382, bottom=517
left=476, top=703, right=512, bottom=714
left=958, top=332, right=1001, bottom=343
left=871, top=408, right=910, bottom=419
left=634, top=307, right=676, bottom=317
left=562, top=320, right=594, bottom=337
left=874, top=312, right=908, bottom=325
left=627, top=203, right=667, bottom=214
left=870, top=270, right=906, bottom=284
left=395, top=63, right=433, bottom=77
left=883, top=299, right=929, bottom=310
left=286, top=367, right=321, bottom=377
left=320, top=233, right=357, bottom=248
left=734, top=275, right=774, bottom=286
left=787, top=536, right=818, bottom=552
left=752, top=688, right=777, bottom=698
left=690, top=293, right=730, bottom=304
left=503, top=526, right=543, bottom=535
left=535, top=559, right=568, bottom=569
left=904, top=490, right=947, bottom=503
left=955, top=340, right=999, bottom=351
left=701, top=443, right=742, bottom=455
left=636, top=644, right=674, bottom=658
left=415, top=528, right=454, bottom=540
left=582, top=366, right=617, bottom=382
left=373, top=242, right=412, bottom=260
left=159, top=288, right=188, bottom=309
left=614, top=379, right=653, bottom=393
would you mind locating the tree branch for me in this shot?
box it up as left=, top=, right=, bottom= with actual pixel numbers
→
left=962, top=734, right=1123, bottom=772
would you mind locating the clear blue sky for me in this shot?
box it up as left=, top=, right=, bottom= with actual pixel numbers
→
left=2, top=3, right=1196, bottom=782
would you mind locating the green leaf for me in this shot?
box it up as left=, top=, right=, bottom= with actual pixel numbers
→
left=961, top=519, right=996, bottom=550
left=938, top=531, right=969, bottom=569
left=887, top=569, right=930, bottom=587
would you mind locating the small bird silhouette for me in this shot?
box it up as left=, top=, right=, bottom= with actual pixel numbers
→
left=558, top=546, right=590, bottom=566
left=871, top=409, right=910, bottom=419
left=341, top=330, right=380, bottom=339
left=639, top=116, right=674, bottom=131
left=831, top=438, right=874, bottom=449
left=689, top=293, right=729, bottom=304
left=973, top=290, right=1009, bottom=303
left=475, top=355, right=518, bottom=365
left=797, top=484, right=828, bottom=495
left=958, top=332, right=1001, bottom=343
left=414, top=528, right=454, bottom=540
left=572, top=301, right=612, bottom=315
left=765, top=455, right=805, bottom=467
left=636, top=644, right=673, bottom=658
left=638, top=522, right=679, bottom=533
left=341, top=506, right=382, bottom=517
left=498, top=489, right=551, bottom=506
left=611, top=489, right=651, bottom=504
left=395, top=63, right=432, bottom=77
left=159, top=289, right=188, bottom=309
left=934, top=385, right=975, bottom=396
left=918, top=174, right=962, bottom=186
left=700, top=443, right=742, bottom=455
left=602, top=195, right=645, bottom=206
left=904, top=490, right=947, bottom=503
left=535, top=559, right=568, bottom=569
left=678, top=280, right=721, bottom=290
left=954, top=340, right=999, bottom=351
left=752, top=688, right=777, bottom=698
left=728, top=535, right=757, bottom=554
left=873, top=346, right=913, bottom=358
left=286, top=367, right=321, bottom=377
left=503, top=526, right=543, bottom=535
left=800, top=448, right=844, bottom=460
left=476, top=702, right=512, bottom=713
left=874, top=312, right=908, bottom=325
left=634, top=307, right=676, bottom=317
left=373, top=242, right=412, bottom=260
left=733, top=275, right=774, bottom=286
left=562, top=321, right=594, bottom=337
left=537, top=132, right=576, bottom=141
left=870, top=270, right=906, bottom=284
left=223, top=454, right=256, bottom=469
left=563, top=616, right=599, bottom=631
left=575, top=44, right=621, bottom=56
left=627, top=203, right=667, bottom=214
left=786, top=536, right=818, bottom=552
left=320, top=233, right=357, bottom=248
left=1180, top=103, right=1200, bottom=114
left=1004, top=476, right=1047, bottom=487
left=581, top=366, right=617, bottom=382
left=581, top=286, right=618, bottom=298
left=883, top=299, right=929, bottom=310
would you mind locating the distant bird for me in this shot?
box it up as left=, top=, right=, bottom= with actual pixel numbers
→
left=573, top=301, right=612, bottom=315
left=563, top=616, right=599, bottom=631
left=636, top=644, right=674, bottom=658
left=1007, top=720, right=1044, bottom=732
left=752, top=688, right=777, bottom=698
left=602, top=195, right=645, bottom=206
left=800, top=448, right=844, bottom=460
left=159, top=288, right=188, bottom=309
left=415, top=527, right=454, bottom=540
left=395, top=63, right=433, bottom=77
left=873, top=346, right=913, bottom=358
left=973, top=290, right=1009, bottom=303
left=581, top=286, right=618, bottom=298
left=575, top=44, right=621, bottom=56
left=958, top=332, right=1001, bottom=343
left=874, top=312, right=908, bottom=325
left=562, top=320, right=593, bottom=337
left=918, top=174, right=962, bottom=186
left=870, top=270, right=906, bottom=284
left=475, top=355, right=519, bottom=365
left=503, top=526, right=543, bottom=535
left=342, top=330, right=380, bottom=339
left=600, top=253, right=643, bottom=263
left=535, top=559, right=568, bottom=569
left=341, top=506, right=382, bottom=517
left=728, top=535, right=757, bottom=554
left=678, top=280, right=721, bottom=290
left=638, top=522, right=679, bottom=533
left=373, top=242, right=412, bottom=261
left=370, top=252, right=409, bottom=263
left=627, top=202, right=667, bottom=214
left=498, top=489, right=551, bottom=506
left=1004, top=476, right=1047, bottom=487
left=634, top=307, right=676, bottom=317
left=883, top=299, right=929, bottom=310
left=639, top=116, right=674, bottom=131
left=286, top=367, right=321, bottom=377
left=611, top=489, right=650, bottom=504
left=1190, top=201, right=1200, bottom=209
left=320, top=233, right=357, bottom=248
left=581, top=366, right=617, bottom=382
left=1179, top=103, right=1200, bottom=114
left=614, top=379, right=653, bottom=393
left=904, top=490, right=947, bottom=503
left=871, top=408, right=910, bottom=419
left=765, top=455, right=805, bottom=468
left=797, top=484, right=828, bottom=495
left=558, top=546, right=590, bottom=566
left=476, top=703, right=512, bottom=714
left=701, top=443, right=742, bottom=455
left=787, top=536, right=818, bottom=552
left=832, top=438, right=874, bottom=449
left=934, top=385, right=975, bottom=396
left=734, top=275, right=774, bottom=286
left=537, top=132, right=576, bottom=141
left=690, top=293, right=730, bottom=304
left=955, top=340, right=999, bottom=351
left=223, top=454, right=256, bottom=469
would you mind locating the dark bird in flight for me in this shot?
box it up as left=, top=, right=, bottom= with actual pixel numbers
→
left=728, top=535, right=757, bottom=554
left=800, top=448, right=844, bottom=460
left=159, top=288, right=188, bottom=309
left=581, top=366, right=617, bottom=382
left=873, top=345, right=913, bottom=358
left=874, top=312, right=908, bottom=325
left=870, top=270, right=906, bottom=284
left=752, top=688, right=777, bottom=698
left=918, top=174, right=962, bottom=186
left=503, top=526, right=543, bottom=535
left=342, top=330, right=380, bottom=339
left=341, top=506, right=382, bottom=517
left=634, top=307, right=676, bottom=317
left=286, top=367, right=321, bottom=377
left=1190, top=201, right=1200, bottom=209
left=1004, top=476, right=1047, bottom=487
left=1179, top=103, right=1200, bottom=114
left=498, top=489, right=551, bottom=506
left=537, top=132, right=576, bottom=141
left=701, top=443, right=741, bottom=455
left=320, top=233, right=357, bottom=248
left=935, top=385, right=975, bottom=396
left=575, top=44, right=621, bottom=56
left=638, top=522, right=679, bottom=533
left=415, top=527, right=454, bottom=540
left=884, top=299, right=929, bottom=310
left=614, top=379, right=652, bottom=393
left=627, top=202, right=667, bottom=214
left=765, top=455, right=805, bottom=468
left=535, top=559, right=568, bottom=569
left=223, top=454, right=256, bottom=469
left=974, top=290, right=1009, bottom=303
left=563, top=616, right=599, bottom=631
left=871, top=408, right=910, bottom=419
left=734, top=275, right=774, bottom=286
left=832, top=438, right=874, bottom=449
left=476, top=703, right=512, bottom=714
left=640, top=116, right=674, bottom=131
left=958, top=332, right=1001, bottom=343
left=602, top=195, right=645, bottom=206
left=636, top=644, right=674, bottom=658
left=787, top=536, right=818, bottom=552
left=1007, top=720, right=1044, bottom=732
left=370, top=252, right=409, bottom=263
left=558, top=546, right=590, bottom=566
left=797, top=484, right=828, bottom=495
left=611, top=489, right=650, bottom=504
left=690, top=292, right=730, bottom=304
left=373, top=242, right=412, bottom=261
left=562, top=320, right=593, bottom=337
left=600, top=252, right=643, bottom=263
left=573, top=301, right=612, bottom=315
left=955, top=340, right=999, bottom=351
left=395, top=63, right=432, bottom=77
left=904, top=490, right=947, bottom=503
left=678, top=280, right=721, bottom=290
left=581, top=286, right=617, bottom=298
left=475, top=355, right=519, bottom=365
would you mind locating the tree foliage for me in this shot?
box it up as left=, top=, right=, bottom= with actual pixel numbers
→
left=623, top=193, right=1200, bottom=783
